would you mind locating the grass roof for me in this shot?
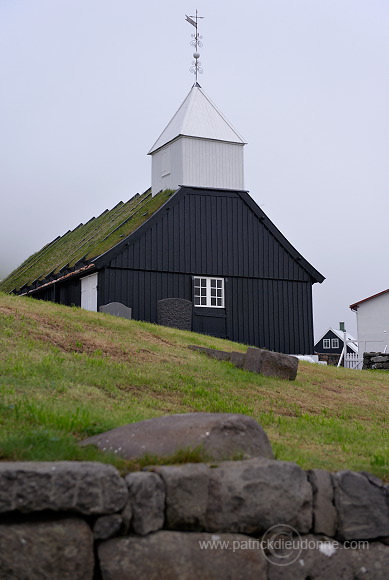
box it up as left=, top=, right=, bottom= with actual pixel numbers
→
left=0, top=189, right=174, bottom=294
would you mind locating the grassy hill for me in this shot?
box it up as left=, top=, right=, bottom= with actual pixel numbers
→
left=0, top=292, right=388, bottom=480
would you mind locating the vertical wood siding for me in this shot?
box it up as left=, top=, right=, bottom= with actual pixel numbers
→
left=109, top=189, right=311, bottom=282
left=100, top=187, right=317, bottom=353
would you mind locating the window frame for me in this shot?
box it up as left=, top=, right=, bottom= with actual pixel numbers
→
left=193, top=276, right=225, bottom=308
left=331, top=338, right=339, bottom=349
left=323, top=339, right=331, bottom=349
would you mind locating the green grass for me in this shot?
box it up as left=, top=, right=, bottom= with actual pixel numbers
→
left=0, top=189, right=174, bottom=293
left=0, top=292, right=388, bottom=479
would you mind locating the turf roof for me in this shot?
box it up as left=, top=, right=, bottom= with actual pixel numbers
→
left=0, top=189, right=174, bottom=294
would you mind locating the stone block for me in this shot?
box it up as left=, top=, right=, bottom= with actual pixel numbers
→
left=99, top=302, right=132, bottom=320
left=0, top=518, right=94, bottom=580
left=151, top=463, right=210, bottom=531
left=333, top=470, right=389, bottom=540
left=0, top=462, right=128, bottom=515
left=307, top=469, right=337, bottom=537
left=243, top=346, right=265, bottom=373
left=157, top=298, right=192, bottom=331
left=229, top=351, right=246, bottom=368
left=267, top=534, right=353, bottom=580
left=153, top=457, right=312, bottom=534
left=371, top=356, right=389, bottom=363
left=243, top=347, right=299, bottom=380
left=348, top=541, right=389, bottom=580
left=188, top=345, right=231, bottom=361
left=93, top=514, right=123, bottom=540
left=124, top=472, right=165, bottom=535
left=80, top=412, right=273, bottom=461
left=98, top=531, right=267, bottom=580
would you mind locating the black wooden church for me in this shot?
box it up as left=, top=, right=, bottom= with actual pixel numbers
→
left=0, top=84, right=324, bottom=354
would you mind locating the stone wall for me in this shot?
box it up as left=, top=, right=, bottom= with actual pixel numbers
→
left=363, top=352, right=389, bottom=370
left=0, top=460, right=388, bottom=579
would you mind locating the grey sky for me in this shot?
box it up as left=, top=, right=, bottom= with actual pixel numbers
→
left=1, top=0, right=388, bottom=340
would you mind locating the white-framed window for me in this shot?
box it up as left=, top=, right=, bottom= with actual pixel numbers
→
left=323, top=339, right=330, bottom=349
left=331, top=338, right=339, bottom=349
left=193, top=276, right=224, bottom=308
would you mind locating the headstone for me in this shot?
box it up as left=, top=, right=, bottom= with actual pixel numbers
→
left=99, top=302, right=132, bottom=320
left=157, top=298, right=192, bottom=331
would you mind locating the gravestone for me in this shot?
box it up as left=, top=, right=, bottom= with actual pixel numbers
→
left=157, top=298, right=192, bottom=331
left=99, top=302, right=132, bottom=320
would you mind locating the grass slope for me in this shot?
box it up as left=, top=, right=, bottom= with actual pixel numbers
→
left=0, top=292, right=388, bottom=479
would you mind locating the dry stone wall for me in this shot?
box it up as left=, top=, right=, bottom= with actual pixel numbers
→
left=0, top=459, right=388, bottom=579
left=363, top=352, right=389, bottom=370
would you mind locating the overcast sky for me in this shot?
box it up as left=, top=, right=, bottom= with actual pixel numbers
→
left=1, top=0, right=388, bottom=340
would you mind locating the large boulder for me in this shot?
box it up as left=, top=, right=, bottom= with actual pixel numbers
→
left=0, top=518, right=94, bottom=580
left=98, top=531, right=267, bottom=580
left=151, top=457, right=312, bottom=534
left=79, top=413, right=274, bottom=461
left=0, top=461, right=128, bottom=515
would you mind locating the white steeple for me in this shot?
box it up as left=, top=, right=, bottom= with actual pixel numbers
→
left=148, top=84, right=246, bottom=195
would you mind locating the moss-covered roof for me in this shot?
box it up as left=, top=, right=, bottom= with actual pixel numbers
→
left=0, top=189, right=174, bottom=293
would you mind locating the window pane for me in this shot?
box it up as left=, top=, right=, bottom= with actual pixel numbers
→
left=217, top=298, right=222, bottom=306
left=211, top=288, right=216, bottom=296
left=211, top=298, right=216, bottom=306
left=194, top=278, right=200, bottom=286
left=194, top=297, right=200, bottom=305
left=217, top=280, right=222, bottom=288
left=210, top=280, right=216, bottom=287
left=201, top=297, right=206, bottom=305
left=201, top=288, right=206, bottom=296
left=201, top=279, right=206, bottom=287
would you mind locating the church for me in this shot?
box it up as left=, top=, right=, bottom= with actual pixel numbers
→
left=0, top=79, right=324, bottom=354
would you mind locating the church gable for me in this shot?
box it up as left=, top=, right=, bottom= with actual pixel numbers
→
left=102, top=186, right=323, bottom=284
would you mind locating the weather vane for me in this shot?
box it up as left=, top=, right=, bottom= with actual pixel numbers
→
left=185, top=10, right=204, bottom=83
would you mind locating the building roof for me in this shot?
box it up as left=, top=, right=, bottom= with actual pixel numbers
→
left=1, top=185, right=325, bottom=296
left=0, top=189, right=174, bottom=294
left=148, top=83, right=246, bottom=154
left=314, top=327, right=358, bottom=352
left=349, top=289, right=389, bottom=311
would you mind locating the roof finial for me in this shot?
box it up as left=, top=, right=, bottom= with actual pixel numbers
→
left=185, top=10, right=204, bottom=83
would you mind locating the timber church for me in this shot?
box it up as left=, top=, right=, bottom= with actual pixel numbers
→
left=1, top=40, right=324, bottom=354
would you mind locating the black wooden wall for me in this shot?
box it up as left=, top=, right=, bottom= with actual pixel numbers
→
left=96, top=187, right=317, bottom=354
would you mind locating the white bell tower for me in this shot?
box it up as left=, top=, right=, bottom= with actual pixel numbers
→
left=148, top=12, right=246, bottom=195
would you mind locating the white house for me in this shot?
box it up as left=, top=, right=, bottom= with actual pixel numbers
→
left=148, top=82, right=246, bottom=195
left=350, top=289, right=389, bottom=354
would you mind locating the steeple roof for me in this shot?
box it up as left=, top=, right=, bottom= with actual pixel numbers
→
left=148, top=84, right=246, bottom=154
